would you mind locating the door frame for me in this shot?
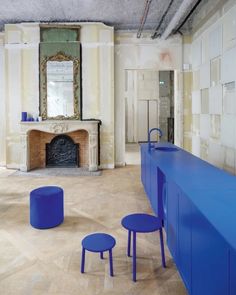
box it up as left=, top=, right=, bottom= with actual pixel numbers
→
left=124, top=68, right=182, bottom=145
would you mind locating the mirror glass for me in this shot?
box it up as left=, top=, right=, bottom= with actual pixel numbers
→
left=46, top=61, right=74, bottom=117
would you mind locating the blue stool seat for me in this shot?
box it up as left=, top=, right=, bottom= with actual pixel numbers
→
left=81, top=233, right=116, bottom=276
left=30, top=186, right=64, bottom=229
left=121, top=213, right=166, bottom=282
left=122, top=213, right=162, bottom=232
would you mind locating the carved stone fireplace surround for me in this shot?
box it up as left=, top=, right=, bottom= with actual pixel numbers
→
left=20, top=120, right=99, bottom=172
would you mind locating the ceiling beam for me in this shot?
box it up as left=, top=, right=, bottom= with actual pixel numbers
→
left=161, top=0, right=198, bottom=39
left=174, top=0, right=202, bottom=34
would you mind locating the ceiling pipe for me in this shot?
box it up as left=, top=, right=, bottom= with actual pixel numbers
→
left=151, top=0, right=175, bottom=39
left=137, top=0, right=152, bottom=38
left=161, top=0, right=198, bottom=39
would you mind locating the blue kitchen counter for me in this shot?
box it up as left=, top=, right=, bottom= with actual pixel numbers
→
left=141, top=142, right=236, bottom=295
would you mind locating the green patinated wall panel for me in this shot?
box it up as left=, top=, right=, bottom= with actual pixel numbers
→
left=39, top=36, right=81, bottom=119
left=41, top=28, right=79, bottom=42
left=40, top=42, right=80, bottom=60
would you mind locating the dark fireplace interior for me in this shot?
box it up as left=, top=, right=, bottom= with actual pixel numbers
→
left=46, top=135, right=79, bottom=167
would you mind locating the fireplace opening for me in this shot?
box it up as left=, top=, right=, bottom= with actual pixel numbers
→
left=46, top=134, right=79, bottom=167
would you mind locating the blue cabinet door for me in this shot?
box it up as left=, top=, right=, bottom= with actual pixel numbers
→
left=141, top=149, right=159, bottom=214
left=191, top=205, right=229, bottom=295
left=157, top=168, right=166, bottom=224
left=145, top=152, right=152, bottom=198
left=166, top=182, right=192, bottom=293
left=150, top=160, right=158, bottom=214
left=141, top=145, right=148, bottom=193
left=230, top=248, right=236, bottom=295
left=166, top=180, right=179, bottom=261
left=141, top=146, right=147, bottom=195
left=141, top=145, right=146, bottom=187
left=178, top=192, right=192, bottom=294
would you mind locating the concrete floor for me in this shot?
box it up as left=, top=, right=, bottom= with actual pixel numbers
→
left=0, top=165, right=187, bottom=295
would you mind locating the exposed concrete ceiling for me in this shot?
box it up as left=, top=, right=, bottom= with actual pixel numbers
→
left=0, top=0, right=218, bottom=37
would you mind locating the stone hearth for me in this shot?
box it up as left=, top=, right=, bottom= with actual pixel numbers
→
left=20, top=120, right=99, bottom=171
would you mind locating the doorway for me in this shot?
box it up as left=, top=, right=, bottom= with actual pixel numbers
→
left=159, top=71, right=174, bottom=143
left=125, top=69, right=174, bottom=164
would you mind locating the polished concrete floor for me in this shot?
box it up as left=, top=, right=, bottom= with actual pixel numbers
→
left=0, top=166, right=187, bottom=295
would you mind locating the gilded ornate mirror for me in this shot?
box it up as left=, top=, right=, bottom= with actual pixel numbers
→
left=40, top=51, right=80, bottom=120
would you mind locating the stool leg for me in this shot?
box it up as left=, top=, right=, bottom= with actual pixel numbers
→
left=132, top=231, right=136, bottom=282
left=100, top=251, right=104, bottom=259
left=109, top=249, right=114, bottom=277
left=128, top=230, right=131, bottom=257
left=159, top=228, right=166, bottom=268
left=81, top=247, right=86, bottom=273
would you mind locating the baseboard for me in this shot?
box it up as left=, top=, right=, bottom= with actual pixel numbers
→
left=115, top=162, right=125, bottom=167
left=6, top=164, right=20, bottom=170
left=99, top=164, right=115, bottom=169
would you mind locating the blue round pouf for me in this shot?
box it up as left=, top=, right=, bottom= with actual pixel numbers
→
left=30, top=186, right=64, bottom=229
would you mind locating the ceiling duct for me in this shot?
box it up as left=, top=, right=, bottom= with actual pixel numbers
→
left=151, top=0, right=175, bottom=39
left=137, top=0, right=152, bottom=38
left=174, top=0, right=202, bottom=34
left=161, top=0, right=198, bottom=39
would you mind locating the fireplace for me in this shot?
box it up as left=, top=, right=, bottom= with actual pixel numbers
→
left=28, top=129, right=87, bottom=169
left=46, top=135, right=78, bottom=167
left=20, top=121, right=99, bottom=171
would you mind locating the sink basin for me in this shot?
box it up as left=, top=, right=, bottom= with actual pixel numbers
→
left=154, top=146, right=179, bottom=152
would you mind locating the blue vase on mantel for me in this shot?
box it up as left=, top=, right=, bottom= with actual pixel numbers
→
left=21, top=112, right=27, bottom=122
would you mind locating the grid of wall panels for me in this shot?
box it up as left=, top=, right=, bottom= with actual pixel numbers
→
left=191, top=5, right=236, bottom=174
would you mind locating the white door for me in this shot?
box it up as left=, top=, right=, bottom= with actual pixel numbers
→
left=125, top=69, right=159, bottom=143
left=137, top=100, right=158, bottom=142
left=148, top=100, right=158, bottom=141
left=137, top=100, right=148, bottom=141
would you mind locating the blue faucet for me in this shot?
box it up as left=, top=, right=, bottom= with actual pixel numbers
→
left=148, top=128, right=163, bottom=150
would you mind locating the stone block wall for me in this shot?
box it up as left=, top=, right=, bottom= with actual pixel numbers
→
left=189, top=0, right=236, bottom=174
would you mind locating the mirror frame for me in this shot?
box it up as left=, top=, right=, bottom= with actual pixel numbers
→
left=40, top=51, right=80, bottom=120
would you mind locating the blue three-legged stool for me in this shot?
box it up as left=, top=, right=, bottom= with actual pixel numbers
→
left=121, top=213, right=166, bottom=282
left=81, top=233, right=116, bottom=276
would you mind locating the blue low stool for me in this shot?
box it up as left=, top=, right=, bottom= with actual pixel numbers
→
left=121, top=213, right=166, bottom=282
left=30, top=186, right=64, bottom=229
left=81, top=233, right=116, bottom=276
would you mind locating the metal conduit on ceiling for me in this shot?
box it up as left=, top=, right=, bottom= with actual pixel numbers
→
left=137, top=0, right=152, bottom=38
left=151, top=0, right=175, bottom=39
left=136, top=0, right=202, bottom=40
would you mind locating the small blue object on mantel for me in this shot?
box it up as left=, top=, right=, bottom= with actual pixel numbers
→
left=21, top=112, right=27, bottom=122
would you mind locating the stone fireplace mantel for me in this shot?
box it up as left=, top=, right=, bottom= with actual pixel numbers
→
left=20, top=120, right=99, bottom=172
